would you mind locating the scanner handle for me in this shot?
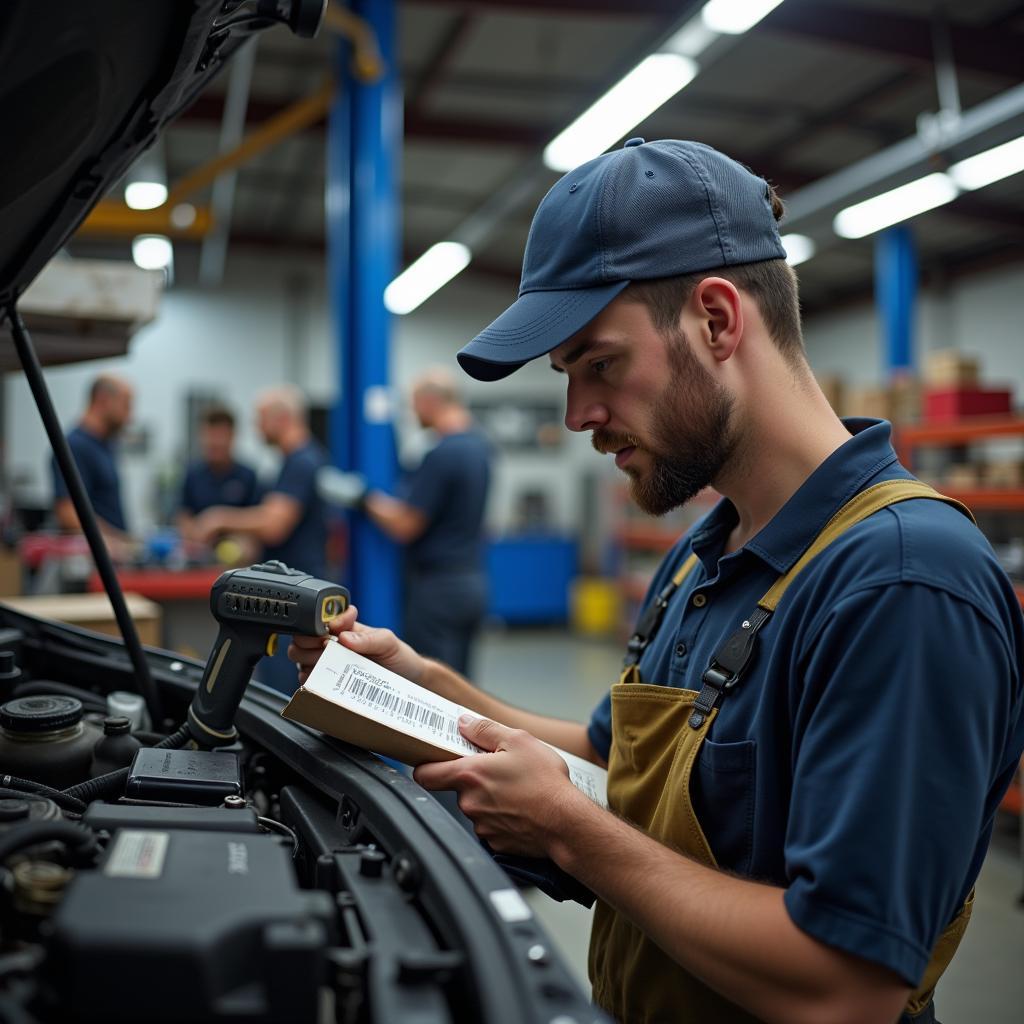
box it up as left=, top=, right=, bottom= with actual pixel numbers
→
left=188, top=626, right=274, bottom=745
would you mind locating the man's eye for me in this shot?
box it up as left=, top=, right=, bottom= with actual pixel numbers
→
left=592, top=358, right=611, bottom=374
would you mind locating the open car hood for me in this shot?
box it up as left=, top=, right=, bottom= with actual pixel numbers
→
left=0, top=0, right=319, bottom=309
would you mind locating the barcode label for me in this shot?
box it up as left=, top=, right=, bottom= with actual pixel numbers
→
left=342, top=673, right=479, bottom=755
left=301, top=641, right=607, bottom=806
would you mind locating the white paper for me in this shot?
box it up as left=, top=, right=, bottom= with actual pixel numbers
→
left=304, top=640, right=608, bottom=807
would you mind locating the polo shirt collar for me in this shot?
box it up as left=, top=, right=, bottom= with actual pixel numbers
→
left=690, top=418, right=902, bottom=575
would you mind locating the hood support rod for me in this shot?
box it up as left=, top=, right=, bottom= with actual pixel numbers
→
left=2, top=303, right=164, bottom=728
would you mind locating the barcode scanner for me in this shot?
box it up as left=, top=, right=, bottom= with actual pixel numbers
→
left=188, top=561, right=349, bottom=747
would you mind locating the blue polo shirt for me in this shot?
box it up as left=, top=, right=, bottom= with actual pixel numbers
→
left=402, top=430, right=492, bottom=572
left=263, top=439, right=328, bottom=578
left=587, top=419, right=1024, bottom=992
left=51, top=426, right=126, bottom=531
left=180, top=460, right=259, bottom=515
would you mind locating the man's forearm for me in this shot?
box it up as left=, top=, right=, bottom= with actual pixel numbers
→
left=548, top=790, right=909, bottom=1024
left=419, top=659, right=602, bottom=764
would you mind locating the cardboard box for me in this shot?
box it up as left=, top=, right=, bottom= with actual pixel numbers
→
left=844, top=386, right=892, bottom=421
left=889, top=375, right=921, bottom=424
left=283, top=641, right=609, bottom=806
left=815, top=374, right=844, bottom=414
left=0, top=592, right=162, bottom=647
left=924, top=350, right=980, bottom=388
left=924, top=387, right=1012, bottom=422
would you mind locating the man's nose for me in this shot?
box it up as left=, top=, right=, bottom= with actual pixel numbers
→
left=564, top=381, right=608, bottom=433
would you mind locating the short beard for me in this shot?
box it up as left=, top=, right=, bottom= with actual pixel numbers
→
left=595, top=326, right=736, bottom=516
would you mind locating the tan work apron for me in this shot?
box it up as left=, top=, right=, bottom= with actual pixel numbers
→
left=589, top=481, right=976, bottom=1024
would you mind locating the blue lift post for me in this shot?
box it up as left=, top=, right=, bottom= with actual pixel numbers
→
left=874, top=225, right=918, bottom=376
left=326, top=0, right=401, bottom=629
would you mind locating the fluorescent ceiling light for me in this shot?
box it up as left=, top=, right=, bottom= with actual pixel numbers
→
left=949, top=135, right=1024, bottom=192
left=662, top=19, right=720, bottom=58
left=384, top=241, right=471, bottom=315
left=833, top=173, right=959, bottom=239
left=701, top=0, right=786, bottom=35
left=132, top=235, right=173, bottom=270
left=781, top=233, right=815, bottom=266
left=543, top=53, right=698, bottom=172
left=125, top=181, right=168, bottom=210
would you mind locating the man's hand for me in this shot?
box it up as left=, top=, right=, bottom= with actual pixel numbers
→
left=191, top=507, right=226, bottom=545
left=414, top=715, right=580, bottom=857
left=288, top=605, right=427, bottom=685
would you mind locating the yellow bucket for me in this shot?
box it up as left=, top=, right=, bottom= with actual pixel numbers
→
left=570, top=576, right=621, bottom=636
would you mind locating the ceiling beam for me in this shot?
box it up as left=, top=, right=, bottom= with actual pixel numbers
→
left=763, top=0, right=1024, bottom=80
left=406, top=12, right=474, bottom=118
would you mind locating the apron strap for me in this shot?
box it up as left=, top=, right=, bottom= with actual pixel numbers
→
left=623, top=552, right=700, bottom=667
left=689, top=480, right=973, bottom=729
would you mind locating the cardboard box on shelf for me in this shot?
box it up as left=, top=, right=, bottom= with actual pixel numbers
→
left=943, top=464, right=982, bottom=490
left=0, top=547, right=22, bottom=597
left=982, top=461, right=1024, bottom=489
left=844, top=386, right=892, bottom=421
left=924, top=350, right=980, bottom=389
left=816, top=374, right=844, bottom=415
left=889, top=375, right=921, bottom=424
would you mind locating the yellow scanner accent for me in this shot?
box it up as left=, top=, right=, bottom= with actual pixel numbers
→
left=266, top=633, right=278, bottom=657
left=321, top=597, right=345, bottom=622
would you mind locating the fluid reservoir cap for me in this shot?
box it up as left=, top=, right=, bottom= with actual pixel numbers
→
left=102, top=716, right=132, bottom=736
left=0, top=695, right=83, bottom=734
left=0, top=651, right=20, bottom=681
left=0, top=798, right=30, bottom=821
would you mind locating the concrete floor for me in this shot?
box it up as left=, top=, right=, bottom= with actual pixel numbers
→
left=474, top=626, right=1024, bottom=1023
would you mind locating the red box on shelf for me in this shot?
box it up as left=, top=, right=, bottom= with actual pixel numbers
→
left=923, top=387, right=1013, bottom=422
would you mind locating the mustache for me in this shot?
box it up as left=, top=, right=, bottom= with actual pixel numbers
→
left=592, top=430, right=642, bottom=455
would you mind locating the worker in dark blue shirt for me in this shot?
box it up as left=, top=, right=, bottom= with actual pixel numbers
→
left=177, top=406, right=259, bottom=540
left=194, top=384, right=327, bottom=693
left=51, top=374, right=133, bottom=548
left=293, top=140, right=1024, bottom=1024
left=321, top=368, right=492, bottom=676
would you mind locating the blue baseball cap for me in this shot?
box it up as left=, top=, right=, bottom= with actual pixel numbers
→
left=457, top=138, right=786, bottom=381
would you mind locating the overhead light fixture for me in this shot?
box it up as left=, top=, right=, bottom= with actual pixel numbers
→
left=662, top=18, right=720, bottom=59
left=780, top=233, right=815, bottom=266
left=701, top=0, right=786, bottom=35
left=124, top=181, right=168, bottom=211
left=132, top=234, right=174, bottom=271
left=833, top=172, right=959, bottom=239
left=384, top=241, right=472, bottom=315
left=949, top=134, right=1024, bottom=192
left=543, top=53, right=698, bottom=172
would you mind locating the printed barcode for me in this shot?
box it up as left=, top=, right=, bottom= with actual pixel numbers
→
left=347, top=676, right=468, bottom=746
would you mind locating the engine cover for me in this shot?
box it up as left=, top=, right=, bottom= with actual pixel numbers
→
left=49, top=828, right=335, bottom=1022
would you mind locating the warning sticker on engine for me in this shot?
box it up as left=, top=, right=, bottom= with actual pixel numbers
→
left=104, top=830, right=169, bottom=879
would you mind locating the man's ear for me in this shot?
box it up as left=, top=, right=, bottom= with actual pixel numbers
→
left=689, top=277, right=743, bottom=362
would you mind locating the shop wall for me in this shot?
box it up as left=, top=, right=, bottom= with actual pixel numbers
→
left=6, top=253, right=1022, bottom=536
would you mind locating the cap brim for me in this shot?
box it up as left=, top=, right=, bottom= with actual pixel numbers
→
left=457, top=280, right=630, bottom=381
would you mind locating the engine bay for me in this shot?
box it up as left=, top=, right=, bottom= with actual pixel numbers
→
left=0, top=613, right=602, bottom=1023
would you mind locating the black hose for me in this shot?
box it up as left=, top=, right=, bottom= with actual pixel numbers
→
left=0, top=776, right=85, bottom=814
left=0, top=820, right=98, bottom=866
left=12, top=681, right=107, bottom=713
left=62, top=723, right=191, bottom=803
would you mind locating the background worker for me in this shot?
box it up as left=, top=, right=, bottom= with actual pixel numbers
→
left=195, top=384, right=328, bottom=693
left=294, top=140, right=1024, bottom=1024
left=323, top=368, right=492, bottom=676
left=177, top=406, right=259, bottom=541
left=51, top=374, right=134, bottom=550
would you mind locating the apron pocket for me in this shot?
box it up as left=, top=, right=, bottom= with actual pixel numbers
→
left=692, top=738, right=756, bottom=876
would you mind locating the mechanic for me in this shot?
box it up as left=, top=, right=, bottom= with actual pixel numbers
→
left=196, top=385, right=327, bottom=694
left=51, top=373, right=134, bottom=548
left=292, top=140, right=1024, bottom=1024
left=328, top=368, right=492, bottom=676
left=177, top=405, right=260, bottom=540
